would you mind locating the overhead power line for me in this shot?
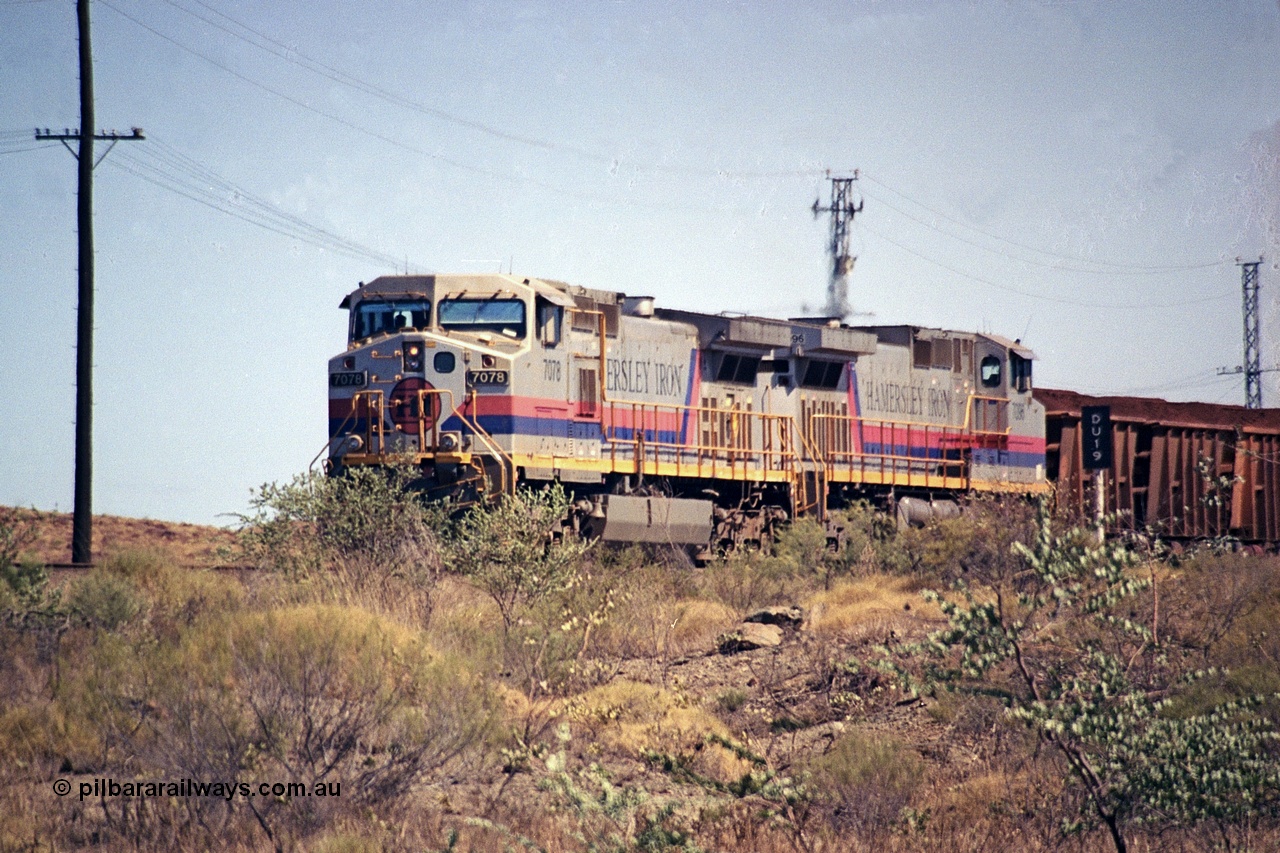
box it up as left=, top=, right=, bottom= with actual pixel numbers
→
left=107, top=0, right=826, bottom=181
left=0, top=143, right=59, bottom=156
left=106, top=135, right=413, bottom=270
left=164, top=0, right=573, bottom=154
left=1075, top=370, right=1236, bottom=398
left=859, top=170, right=1229, bottom=273
left=174, top=0, right=824, bottom=179
left=860, top=221, right=1232, bottom=310
left=1118, top=369, right=1228, bottom=396
left=0, top=129, right=60, bottom=155
left=98, top=1, right=762, bottom=217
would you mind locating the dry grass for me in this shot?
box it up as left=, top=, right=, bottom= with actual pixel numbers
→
left=594, top=596, right=739, bottom=659
left=560, top=679, right=755, bottom=784
left=803, top=574, right=940, bottom=641
left=7, top=507, right=1280, bottom=853
left=426, top=575, right=504, bottom=666
left=563, top=679, right=729, bottom=752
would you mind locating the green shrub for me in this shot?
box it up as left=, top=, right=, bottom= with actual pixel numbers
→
left=695, top=549, right=802, bottom=612
left=0, top=508, right=53, bottom=614
left=827, top=502, right=905, bottom=577
left=0, top=560, right=51, bottom=614
left=237, top=464, right=446, bottom=628
left=75, top=603, right=496, bottom=848
left=896, top=495, right=1037, bottom=584
left=443, top=484, right=592, bottom=632
left=442, top=486, right=609, bottom=698
left=898, top=500, right=1280, bottom=853
left=67, top=570, right=141, bottom=631
left=238, top=464, right=445, bottom=577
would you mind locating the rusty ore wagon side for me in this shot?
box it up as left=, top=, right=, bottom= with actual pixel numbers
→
left=1037, top=388, right=1280, bottom=543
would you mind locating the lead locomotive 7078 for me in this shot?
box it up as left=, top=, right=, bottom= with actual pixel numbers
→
left=327, top=274, right=1047, bottom=549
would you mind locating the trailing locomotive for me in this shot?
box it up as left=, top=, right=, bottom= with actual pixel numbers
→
left=326, top=274, right=1048, bottom=548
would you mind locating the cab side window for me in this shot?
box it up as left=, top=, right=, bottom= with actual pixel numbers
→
left=538, top=302, right=563, bottom=347
left=980, top=355, right=1002, bottom=388
left=1010, top=353, right=1032, bottom=392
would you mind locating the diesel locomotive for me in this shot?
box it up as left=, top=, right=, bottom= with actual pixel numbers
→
left=326, top=273, right=1048, bottom=548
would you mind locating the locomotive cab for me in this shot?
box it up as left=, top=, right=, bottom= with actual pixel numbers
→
left=851, top=325, right=1047, bottom=490
left=328, top=274, right=570, bottom=502
left=968, top=333, right=1045, bottom=486
left=330, top=277, right=474, bottom=492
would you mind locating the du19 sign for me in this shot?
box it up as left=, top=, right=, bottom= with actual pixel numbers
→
left=1081, top=406, right=1112, bottom=471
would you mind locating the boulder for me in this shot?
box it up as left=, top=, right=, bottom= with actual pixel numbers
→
left=743, top=605, right=805, bottom=628
left=718, top=622, right=783, bottom=654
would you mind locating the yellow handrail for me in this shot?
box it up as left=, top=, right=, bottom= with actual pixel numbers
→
left=597, top=398, right=798, bottom=482
left=792, top=420, right=826, bottom=518
left=962, top=394, right=1013, bottom=434
left=453, top=389, right=516, bottom=497
left=345, top=385, right=1024, bottom=504
left=807, top=410, right=1013, bottom=489
left=412, top=387, right=455, bottom=452
left=351, top=389, right=386, bottom=455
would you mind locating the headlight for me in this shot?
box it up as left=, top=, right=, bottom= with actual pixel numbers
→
left=402, top=342, right=424, bottom=372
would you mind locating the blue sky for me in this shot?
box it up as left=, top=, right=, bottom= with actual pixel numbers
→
left=2, top=0, right=1278, bottom=527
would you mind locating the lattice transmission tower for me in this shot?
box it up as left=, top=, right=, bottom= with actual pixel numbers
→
left=1242, top=258, right=1263, bottom=409
left=811, top=172, right=863, bottom=318
left=1218, top=257, right=1267, bottom=409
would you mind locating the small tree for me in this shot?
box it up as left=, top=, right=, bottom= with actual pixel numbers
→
left=443, top=486, right=608, bottom=700
left=237, top=464, right=445, bottom=625
left=0, top=507, right=50, bottom=612
left=898, top=501, right=1280, bottom=852
left=444, top=485, right=593, bottom=634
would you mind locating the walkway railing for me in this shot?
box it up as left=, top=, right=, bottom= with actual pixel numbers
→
left=335, top=390, right=1017, bottom=508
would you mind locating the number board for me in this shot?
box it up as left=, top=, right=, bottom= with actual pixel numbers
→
left=329, top=371, right=367, bottom=388
left=468, top=369, right=509, bottom=386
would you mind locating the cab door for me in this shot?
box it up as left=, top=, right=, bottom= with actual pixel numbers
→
left=532, top=299, right=574, bottom=457
left=972, top=340, right=1009, bottom=434
left=565, top=303, right=604, bottom=476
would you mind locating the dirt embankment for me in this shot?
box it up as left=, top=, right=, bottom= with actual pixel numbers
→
left=4, top=507, right=237, bottom=567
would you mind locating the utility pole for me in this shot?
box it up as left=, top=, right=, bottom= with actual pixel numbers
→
left=1217, top=257, right=1267, bottom=410
left=35, top=0, right=143, bottom=564
left=811, top=171, right=863, bottom=319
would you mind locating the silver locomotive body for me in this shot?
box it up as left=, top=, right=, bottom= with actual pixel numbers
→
left=328, top=274, right=1046, bottom=546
